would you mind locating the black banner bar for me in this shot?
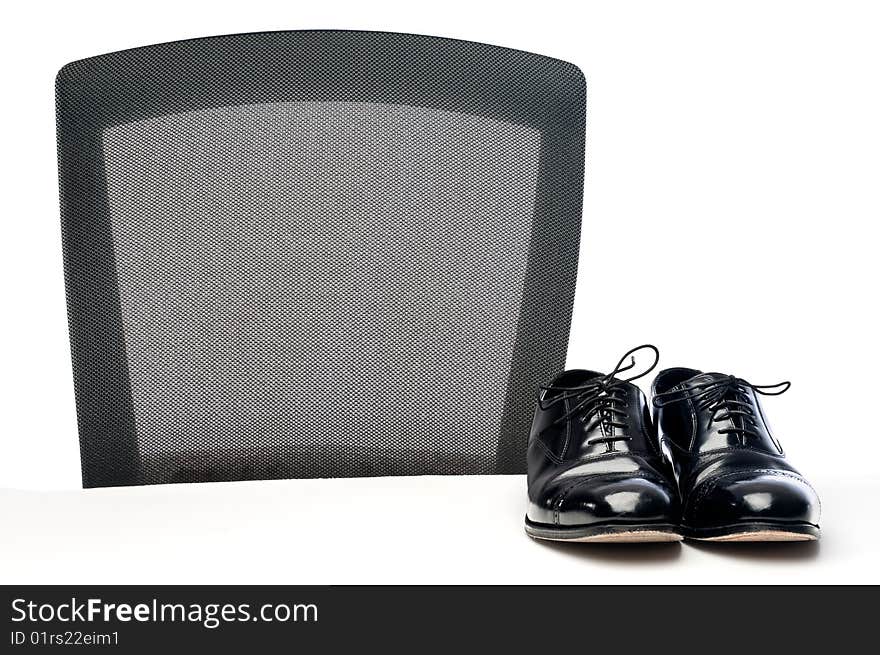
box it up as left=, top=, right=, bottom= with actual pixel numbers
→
left=1, top=585, right=874, bottom=651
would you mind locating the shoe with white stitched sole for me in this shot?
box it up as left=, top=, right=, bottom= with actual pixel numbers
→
left=525, top=345, right=681, bottom=544
left=652, top=368, right=820, bottom=542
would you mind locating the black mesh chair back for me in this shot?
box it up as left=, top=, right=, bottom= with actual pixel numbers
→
left=56, top=31, right=585, bottom=487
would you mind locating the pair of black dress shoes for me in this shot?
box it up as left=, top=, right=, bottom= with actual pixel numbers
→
left=525, top=345, right=820, bottom=543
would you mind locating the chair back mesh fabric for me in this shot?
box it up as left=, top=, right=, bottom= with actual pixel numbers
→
left=56, top=31, right=585, bottom=487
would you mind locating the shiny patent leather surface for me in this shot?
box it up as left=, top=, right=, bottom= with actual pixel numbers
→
left=652, top=368, right=820, bottom=532
left=526, top=365, right=679, bottom=528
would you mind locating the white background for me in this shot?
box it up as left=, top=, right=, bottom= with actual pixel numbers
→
left=1, top=0, right=878, bottom=583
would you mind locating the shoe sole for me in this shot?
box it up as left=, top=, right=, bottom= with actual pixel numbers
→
left=684, top=522, right=820, bottom=542
left=524, top=518, right=682, bottom=543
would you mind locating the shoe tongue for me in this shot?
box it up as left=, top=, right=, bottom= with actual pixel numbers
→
left=551, top=369, right=604, bottom=388
left=546, top=369, right=636, bottom=396
left=680, top=371, right=730, bottom=391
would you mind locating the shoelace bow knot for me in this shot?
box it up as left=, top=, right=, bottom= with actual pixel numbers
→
left=652, top=374, right=790, bottom=441
left=539, top=344, right=660, bottom=446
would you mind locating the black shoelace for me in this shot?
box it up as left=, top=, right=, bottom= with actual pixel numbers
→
left=652, top=374, right=790, bottom=441
left=539, top=344, right=660, bottom=446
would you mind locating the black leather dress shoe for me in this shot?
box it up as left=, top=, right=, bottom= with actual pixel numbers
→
left=652, top=368, right=820, bottom=542
left=525, top=345, right=681, bottom=543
